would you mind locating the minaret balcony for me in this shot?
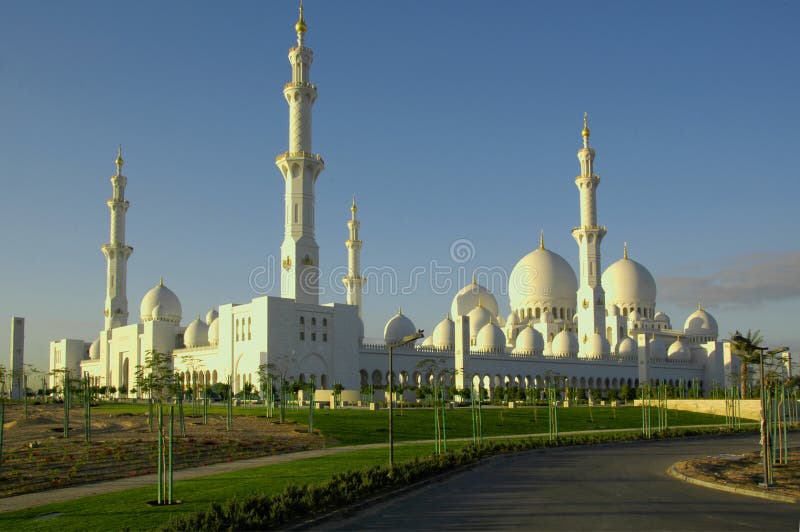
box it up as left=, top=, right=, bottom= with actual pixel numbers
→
left=275, top=151, right=325, bottom=166
left=284, top=81, right=317, bottom=91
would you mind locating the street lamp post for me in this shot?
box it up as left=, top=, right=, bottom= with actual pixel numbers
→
left=387, top=330, right=424, bottom=475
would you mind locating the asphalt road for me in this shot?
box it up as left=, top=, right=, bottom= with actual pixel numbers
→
left=317, top=434, right=799, bottom=531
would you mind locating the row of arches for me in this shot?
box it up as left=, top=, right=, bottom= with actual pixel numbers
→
left=299, top=316, right=328, bottom=342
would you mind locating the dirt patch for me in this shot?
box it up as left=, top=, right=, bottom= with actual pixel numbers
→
left=674, top=447, right=800, bottom=500
left=0, top=403, right=321, bottom=498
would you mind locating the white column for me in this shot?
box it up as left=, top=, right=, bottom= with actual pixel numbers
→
left=343, top=198, right=364, bottom=317
left=102, top=148, right=133, bottom=330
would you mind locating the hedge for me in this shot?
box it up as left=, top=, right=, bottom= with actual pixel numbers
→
left=161, top=426, right=751, bottom=531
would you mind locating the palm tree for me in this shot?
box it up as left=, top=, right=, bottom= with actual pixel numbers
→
left=730, top=329, right=764, bottom=398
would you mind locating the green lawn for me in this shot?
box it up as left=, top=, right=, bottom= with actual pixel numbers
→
left=93, top=402, right=730, bottom=446
left=0, top=442, right=467, bottom=531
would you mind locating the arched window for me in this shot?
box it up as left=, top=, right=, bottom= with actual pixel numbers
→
left=535, top=308, right=541, bottom=319
left=299, top=316, right=305, bottom=341
left=235, top=319, right=240, bottom=341
left=311, top=317, right=317, bottom=341
left=248, top=317, right=252, bottom=340
left=322, top=318, right=328, bottom=342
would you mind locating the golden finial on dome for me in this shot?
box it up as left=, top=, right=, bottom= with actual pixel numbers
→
left=698, top=302, right=703, bottom=311
left=539, top=229, right=545, bottom=250
left=159, top=276, right=164, bottom=286
left=398, top=306, right=402, bottom=315
left=472, top=271, right=477, bottom=285
left=623, top=241, right=628, bottom=259
left=582, top=112, right=590, bottom=138
left=115, top=145, right=124, bottom=173
left=351, top=195, right=357, bottom=215
left=295, top=0, right=307, bottom=34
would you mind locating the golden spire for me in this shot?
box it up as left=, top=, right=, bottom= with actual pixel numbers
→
left=478, top=297, right=484, bottom=308
left=351, top=195, right=357, bottom=216
left=698, top=302, right=703, bottom=311
left=623, top=241, right=628, bottom=259
left=539, top=229, right=545, bottom=250
left=115, top=145, right=124, bottom=174
left=295, top=0, right=307, bottom=34
left=472, top=271, right=477, bottom=285
left=582, top=112, right=590, bottom=138
left=159, top=276, right=164, bottom=286
left=398, top=306, right=402, bottom=315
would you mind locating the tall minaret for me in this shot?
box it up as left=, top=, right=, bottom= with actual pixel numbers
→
left=342, top=197, right=364, bottom=318
left=101, top=146, right=133, bottom=330
left=276, top=1, right=324, bottom=305
left=571, top=114, right=607, bottom=355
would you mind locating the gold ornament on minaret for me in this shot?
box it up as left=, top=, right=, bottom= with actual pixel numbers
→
left=582, top=112, right=590, bottom=138
left=295, top=0, right=307, bottom=34
left=115, top=145, right=124, bottom=173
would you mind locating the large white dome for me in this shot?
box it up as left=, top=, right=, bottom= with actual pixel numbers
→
left=140, top=279, right=182, bottom=324
left=184, top=316, right=209, bottom=348
left=467, top=303, right=492, bottom=339
left=602, top=246, right=656, bottom=314
left=432, top=315, right=455, bottom=348
left=616, top=336, right=637, bottom=357
left=513, top=325, right=544, bottom=355
left=509, top=242, right=577, bottom=317
left=89, top=337, right=101, bottom=360
left=551, top=329, right=579, bottom=356
left=683, top=305, right=718, bottom=338
left=384, top=309, right=417, bottom=345
left=581, top=332, right=610, bottom=359
left=450, top=280, right=499, bottom=318
left=667, top=337, right=692, bottom=361
left=208, top=317, right=219, bottom=345
left=475, top=320, right=506, bottom=352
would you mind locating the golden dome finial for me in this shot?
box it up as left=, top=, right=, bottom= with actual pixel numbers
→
left=295, top=0, right=307, bottom=34
left=623, top=241, right=628, bottom=259
left=351, top=195, right=357, bottom=215
left=582, top=112, right=590, bottom=138
left=159, top=276, right=164, bottom=286
left=539, top=229, right=545, bottom=250
left=115, top=145, right=124, bottom=173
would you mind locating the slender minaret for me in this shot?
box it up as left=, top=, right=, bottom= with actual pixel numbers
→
left=101, top=147, right=133, bottom=329
left=343, top=197, right=364, bottom=317
left=276, top=1, right=324, bottom=305
left=572, top=114, right=607, bottom=355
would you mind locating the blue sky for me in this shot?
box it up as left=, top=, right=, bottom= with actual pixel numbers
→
left=2, top=0, right=799, bottom=370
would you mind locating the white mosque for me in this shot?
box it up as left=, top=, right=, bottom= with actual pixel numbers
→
left=49, top=6, right=740, bottom=398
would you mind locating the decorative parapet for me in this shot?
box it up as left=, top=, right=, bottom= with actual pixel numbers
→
left=275, top=151, right=325, bottom=165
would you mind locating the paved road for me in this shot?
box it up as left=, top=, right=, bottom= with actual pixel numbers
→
left=319, top=435, right=799, bottom=531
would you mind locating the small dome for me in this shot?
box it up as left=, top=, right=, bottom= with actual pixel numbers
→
left=667, top=337, right=692, bottom=361
left=184, top=316, right=210, bottom=348
left=476, top=320, right=506, bottom=352
left=609, top=304, right=620, bottom=317
left=649, top=335, right=668, bottom=360
left=89, top=337, right=101, bottom=360
left=208, top=317, right=219, bottom=345
left=432, top=315, right=455, bottom=348
left=654, top=311, right=670, bottom=323
left=507, top=311, right=519, bottom=326
left=384, top=309, right=417, bottom=345
left=541, top=310, right=554, bottom=323
left=513, top=325, right=544, bottom=354
left=450, top=280, right=499, bottom=318
left=551, top=329, right=578, bottom=356
left=467, top=303, right=492, bottom=338
left=602, top=247, right=657, bottom=311
left=140, top=279, right=182, bottom=324
left=509, top=245, right=578, bottom=314
left=616, top=336, right=637, bottom=357
left=582, top=332, right=609, bottom=359
left=628, top=309, right=642, bottom=322
left=496, top=315, right=506, bottom=327
left=422, top=335, right=435, bottom=347
left=683, top=305, right=718, bottom=338
left=205, top=309, right=219, bottom=326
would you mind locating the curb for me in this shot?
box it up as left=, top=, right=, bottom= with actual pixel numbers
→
left=667, top=463, right=798, bottom=504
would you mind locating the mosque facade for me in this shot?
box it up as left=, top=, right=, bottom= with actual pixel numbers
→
left=49, top=7, right=739, bottom=398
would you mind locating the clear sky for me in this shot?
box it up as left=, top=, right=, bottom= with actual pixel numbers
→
left=2, top=0, right=799, bottom=371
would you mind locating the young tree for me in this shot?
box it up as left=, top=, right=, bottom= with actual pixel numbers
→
left=134, top=350, right=180, bottom=505
left=731, top=330, right=764, bottom=398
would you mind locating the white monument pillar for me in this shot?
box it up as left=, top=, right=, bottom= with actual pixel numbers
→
left=276, top=3, right=325, bottom=305
left=101, top=147, right=133, bottom=329
left=343, top=197, right=364, bottom=318
left=572, top=114, right=607, bottom=356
